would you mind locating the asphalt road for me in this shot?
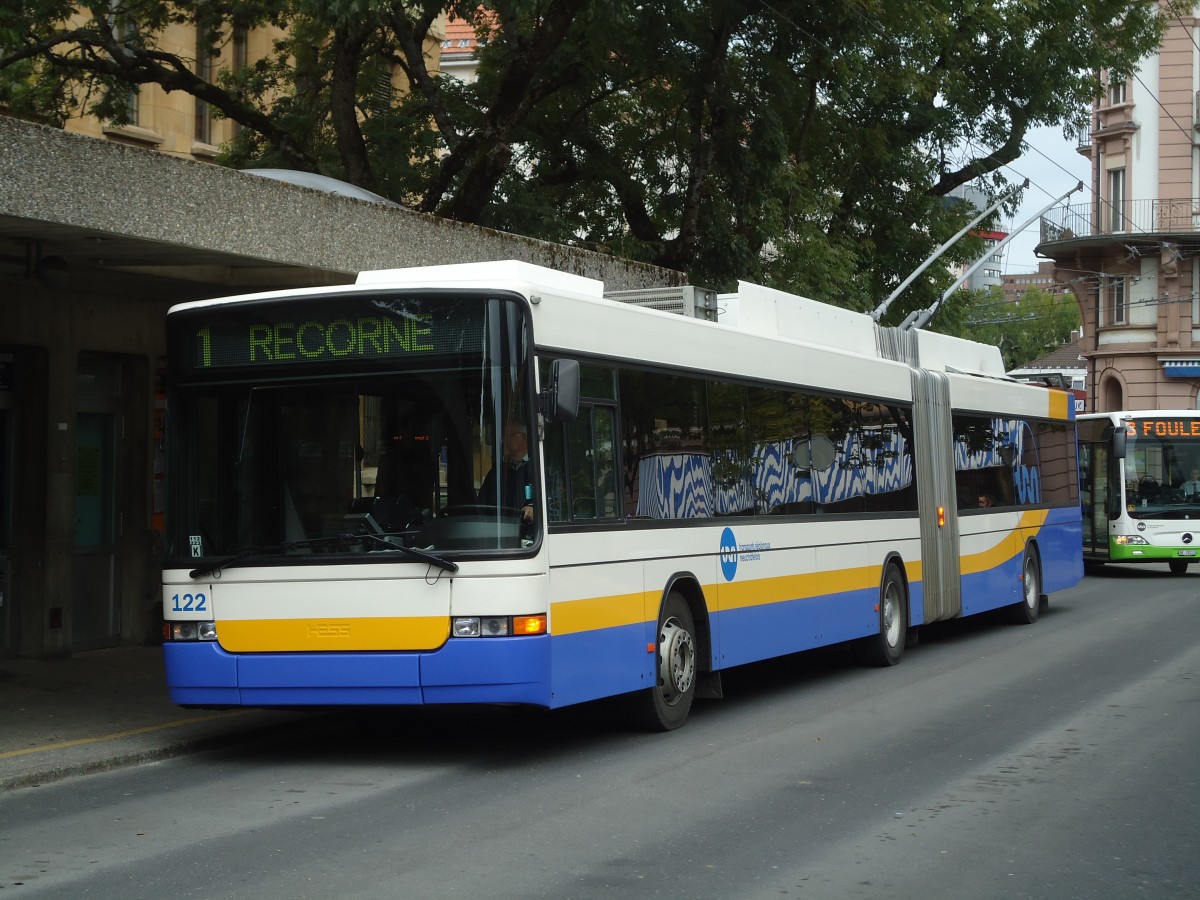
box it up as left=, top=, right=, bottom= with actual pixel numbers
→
left=2, top=567, right=1197, bottom=899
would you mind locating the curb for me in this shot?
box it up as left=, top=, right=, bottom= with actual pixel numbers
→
left=0, top=716, right=316, bottom=794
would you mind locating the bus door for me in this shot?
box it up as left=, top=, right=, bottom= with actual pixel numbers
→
left=910, top=369, right=962, bottom=623
left=1076, top=416, right=1124, bottom=561
left=1079, top=440, right=1115, bottom=559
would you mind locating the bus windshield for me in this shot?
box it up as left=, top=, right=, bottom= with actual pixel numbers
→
left=1123, top=417, right=1200, bottom=519
left=165, top=291, right=535, bottom=565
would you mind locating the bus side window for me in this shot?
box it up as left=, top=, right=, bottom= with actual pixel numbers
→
left=594, top=408, right=617, bottom=518
left=544, top=424, right=568, bottom=523
left=565, top=406, right=618, bottom=520
left=566, top=410, right=595, bottom=519
left=552, top=405, right=619, bottom=522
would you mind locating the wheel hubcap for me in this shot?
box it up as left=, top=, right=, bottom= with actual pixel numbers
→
left=1025, top=558, right=1038, bottom=610
left=882, top=582, right=901, bottom=646
left=658, top=616, right=695, bottom=704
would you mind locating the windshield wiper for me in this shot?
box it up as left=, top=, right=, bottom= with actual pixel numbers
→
left=189, top=533, right=458, bottom=579
left=355, top=532, right=460, bottom=573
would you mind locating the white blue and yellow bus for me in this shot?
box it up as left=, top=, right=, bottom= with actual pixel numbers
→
left=1078, top=410, right=1200, bottom=574
left=162, top=261, right=1082, bottom=729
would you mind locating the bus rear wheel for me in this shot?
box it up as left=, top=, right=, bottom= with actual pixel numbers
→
left=1007, top=544, right=1042, bottom=625
left=633, top=592, right=697, bottom=731
left=859, top=563, right=907, bottom=667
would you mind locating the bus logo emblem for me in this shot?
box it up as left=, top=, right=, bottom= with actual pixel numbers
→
left=719, top=527, right=738, bottom=581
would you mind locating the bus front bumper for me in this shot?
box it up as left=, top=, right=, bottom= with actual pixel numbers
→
left=1109, top=542, right=1198, bottom=563
left=162, top=636, right=551, bottom=708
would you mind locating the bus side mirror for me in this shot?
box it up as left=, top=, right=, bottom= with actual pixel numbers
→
left=1112, top=429, right=1127, bottom=459
left=540, top=359, right=580, bottom=422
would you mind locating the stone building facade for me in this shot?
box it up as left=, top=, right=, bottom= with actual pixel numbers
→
left=1038, top=6, right=1200, bottom=412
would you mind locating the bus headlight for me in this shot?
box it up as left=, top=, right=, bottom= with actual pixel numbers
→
left=166, top=621, right=218, bottom=641
left=1114, top=535, right=1150, bottom=545
left=453, top=617, right=481, bottom=637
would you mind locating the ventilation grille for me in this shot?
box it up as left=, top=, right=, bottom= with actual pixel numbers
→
left=604, top=286, right=719, bottom=321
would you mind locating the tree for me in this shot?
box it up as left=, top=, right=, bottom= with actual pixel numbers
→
left=0, top=1, right=1168, bottom=317
left=936, top=285, right=1082, bottom=371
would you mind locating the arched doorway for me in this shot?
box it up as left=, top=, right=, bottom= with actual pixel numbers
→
left=1102, top=375, right=1124, bottom=412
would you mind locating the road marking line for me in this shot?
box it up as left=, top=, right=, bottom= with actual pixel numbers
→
left=0, top=711, right=252, bottom=760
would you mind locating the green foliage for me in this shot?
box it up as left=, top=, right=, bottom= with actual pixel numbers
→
left=935, top=286, right=1083, bottom=370
left=0, top=0, right=1169, bottom=307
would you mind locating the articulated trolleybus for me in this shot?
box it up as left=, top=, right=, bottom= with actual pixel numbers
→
left=1078, top=410, right=1200, bottom=574
left=162, top=261, right=1082, bottom=730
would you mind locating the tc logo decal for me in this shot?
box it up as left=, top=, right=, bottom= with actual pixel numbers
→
left=720, top=527, right=738, bottom=582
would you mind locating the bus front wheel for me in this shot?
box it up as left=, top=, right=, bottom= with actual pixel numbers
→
left=633, top=592, right=697, bottom=731
left=1168, top=560, right=1190, bottom=575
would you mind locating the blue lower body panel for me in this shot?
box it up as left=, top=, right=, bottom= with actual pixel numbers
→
left=961, top=554, right=1020, bottom=616
left=163, top=636, right=551, bottom=708
left=548, top=621, right=654, bottom=709
left=1037, top=509, right=1084, bottom=594
left=713, top=587, right=879, bottom=670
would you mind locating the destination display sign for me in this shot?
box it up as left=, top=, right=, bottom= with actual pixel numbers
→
left=1125, top=418, right=1200, bottom=439
left=175, top=294, right=488, bottom=372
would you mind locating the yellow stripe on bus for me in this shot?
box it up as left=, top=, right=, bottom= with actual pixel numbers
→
left=217, top=517, right=1051, bottom=648
left=217, top=616, right=449, bottom=652
left=550, top=515, right=1046, bottom=637
left=960, top=509, right=1048, bottom=575
left=551, top=591, right=648, bottom=636
left=716, top=565, right=878, bottom=611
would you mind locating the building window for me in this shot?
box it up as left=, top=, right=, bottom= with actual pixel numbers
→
left=194, top=29, right=214, bottom=144
left=1109, top=276, right=1126, bottom=325
left=106, top=2, right=139, bottom=124
left=231, top=26, right=247, bottom=137
left=1108, top=168, right=1126, bottom=233
left=1108, top=79, right=1127, bottom=105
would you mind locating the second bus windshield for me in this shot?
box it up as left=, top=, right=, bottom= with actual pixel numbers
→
left=1123, top=419, right=1200, bottom=518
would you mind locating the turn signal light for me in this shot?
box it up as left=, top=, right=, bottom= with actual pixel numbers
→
left=513, top=614, right=547, bottom=635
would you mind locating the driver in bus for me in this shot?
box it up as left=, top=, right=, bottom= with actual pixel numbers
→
left=481, top=422, right=534, bottom=523
left=1181, top=466, right=1200, bottom=498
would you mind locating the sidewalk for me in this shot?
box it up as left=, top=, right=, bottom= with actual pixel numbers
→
left=0, top=646, right=309, bottom=792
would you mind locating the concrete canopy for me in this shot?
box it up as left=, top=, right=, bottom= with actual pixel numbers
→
left=0, top=115, right=676, bottom=298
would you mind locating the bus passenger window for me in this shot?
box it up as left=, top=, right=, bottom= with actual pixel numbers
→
left=543, top=424, right=568, bottom=523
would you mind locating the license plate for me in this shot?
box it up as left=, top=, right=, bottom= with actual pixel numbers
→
left=1180, top=549, right=1197, bottom=557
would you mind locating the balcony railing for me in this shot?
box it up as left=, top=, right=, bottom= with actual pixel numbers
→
left=1040, top=198, right=1200, bottom=243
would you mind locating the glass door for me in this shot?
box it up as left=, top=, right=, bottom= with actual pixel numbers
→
left=73, top=355, right=119, bottom=648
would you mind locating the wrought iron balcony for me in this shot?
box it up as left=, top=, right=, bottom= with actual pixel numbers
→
left=1040, top=198, right=1200, bottom=245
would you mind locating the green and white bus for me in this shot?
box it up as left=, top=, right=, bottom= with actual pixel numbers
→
left=1078, top=410, right=1200, bottom=574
